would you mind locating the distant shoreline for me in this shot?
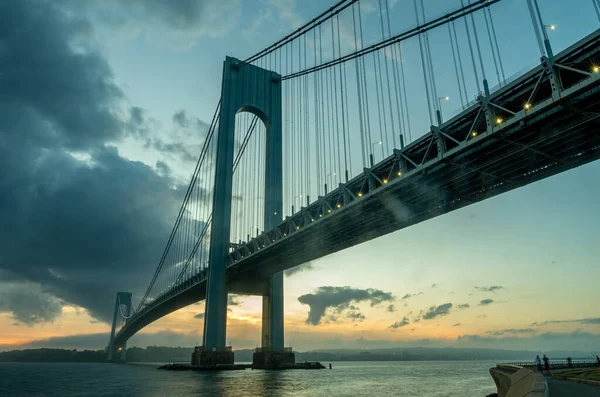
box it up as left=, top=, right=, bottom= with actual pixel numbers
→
left=1, top=346, right=594, bottom=364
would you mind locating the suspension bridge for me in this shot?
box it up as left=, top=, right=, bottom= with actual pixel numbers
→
left=107, top=0, right=600, bottom=368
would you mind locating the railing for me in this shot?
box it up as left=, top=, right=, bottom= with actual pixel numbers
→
left=501, top=360, right=598, bottom=370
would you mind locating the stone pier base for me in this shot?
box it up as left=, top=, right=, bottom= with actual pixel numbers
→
left=191, top=346, right=234, bottom=368
left=252, top=348, right=296, bottom=369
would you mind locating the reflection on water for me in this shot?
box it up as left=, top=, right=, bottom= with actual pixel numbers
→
left=0, top=361, right=498, bottom=397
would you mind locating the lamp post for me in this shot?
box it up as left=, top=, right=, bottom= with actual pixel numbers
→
left=325, top=172, right=336, bottom=195
left=370, top=141, right=382, bottom=167
left=291, top=194, right=303, bottom=214
left=437, top=96, right=450, bottom=124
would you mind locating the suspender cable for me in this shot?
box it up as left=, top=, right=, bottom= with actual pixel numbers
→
left=385, top=0, right=405, bottom=147
left=314, top=29, right=322, bottom=193
left=352, top=3, right=367, bottom=168
left=525, top=0, right=545, bottom=57
left=414, top=0, right=434, bottom=126
left=448, top=23, right=465, bottom=108
left=486, top=8, right=506, bottom=84
left=398, top=42, right=411, bottom=142
left=304, top=35, right=311, bottom=199
left=376, top=51, right=389, bottom=155
left=483, top=6, right=501, bottom=85
left=593, top=0, right=600, bottom=22
left=336, top=15, right=349, bottom=181
left=379, top=0, right=397, bottom=149
left=467, top=0, right=487, bottom=82
left=358, top=1, right=374, bottom=161
left=136, top=100, right=220, bottom=312
left=452, top=21, right=469, bottom=107
left=422, top=0, right=440, bottom=119
left=532, top=0, right=550, bottom=44
left=331, top=20, right=342, bottom=185
left=460, top=0, right=481, bottom=93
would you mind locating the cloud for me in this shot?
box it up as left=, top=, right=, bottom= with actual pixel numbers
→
left=531, top=318, right=600, bottom=326
left=0, top=0, right=192, bottom=322
left=62, top=0, right=242, bottom=46
left=453, top=323, right=461, bottom=327
left=479, top=299, right=494, bottom=306
left=475, top=286, right=504, bottom=292
left=457, top=329, right=600, bottom=351
left=457, top=303, right=470, bottom=309
left=486, top=328, right=536, bottom=336
left=389, top=317, right=410, bottom=329
left=431, top=284, right=437, bottom=288
left=387, top=304, right=396, bottom=313
left=298, top=286, right=395, bottom=325
left=194, top=313, right=205, bottom=319
left=422, top=303, right=453, bottom=320
left=400, top=292, right=423, bottom=301
left=285, top=262, right=315, bottom=277
left=228, top=296, right=243, bottom=306
left=0, top=283, right=63, bottom=326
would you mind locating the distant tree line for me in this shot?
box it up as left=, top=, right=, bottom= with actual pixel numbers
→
left=0, top=346, right=591, bottom=363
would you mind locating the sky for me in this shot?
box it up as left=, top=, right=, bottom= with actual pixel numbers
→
left=1, top=0, right=599, bottom=355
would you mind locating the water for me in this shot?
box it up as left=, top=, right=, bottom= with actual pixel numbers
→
left=0, top=361, right=498, bottom=396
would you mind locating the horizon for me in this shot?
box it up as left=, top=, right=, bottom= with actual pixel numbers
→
left=1, top=0, right=600, bottom=355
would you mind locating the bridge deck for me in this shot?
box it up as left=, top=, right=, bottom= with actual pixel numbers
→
left=113, top=28, right=600, bottom=346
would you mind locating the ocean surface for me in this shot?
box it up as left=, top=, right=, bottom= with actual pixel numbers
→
left=0, top=361, right=499, bottom=396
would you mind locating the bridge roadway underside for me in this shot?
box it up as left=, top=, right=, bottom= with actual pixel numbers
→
left=230, top=85, right=600, bottom=283
left=115, top=78, right=600, bottom=347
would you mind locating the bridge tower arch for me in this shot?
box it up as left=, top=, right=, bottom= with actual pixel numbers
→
left=107, top=292, right=132, bottom=361
left=200, top=57, right=284, bottom=366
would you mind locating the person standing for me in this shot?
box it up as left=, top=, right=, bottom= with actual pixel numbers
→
left=543, top=354, right=550, bottom=374
left=535, top=355, right=542, bottom=371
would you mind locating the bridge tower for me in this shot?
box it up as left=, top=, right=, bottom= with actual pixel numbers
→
left=107, top=292, right=132, bottom=361
left=198, top=56, right=290, bottom=367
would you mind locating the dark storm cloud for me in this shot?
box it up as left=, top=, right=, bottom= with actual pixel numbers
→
left=475, top=286, right=504, bottom=292
left=0, top=284, right=63, bottom=326
left=0, top=1, right=130, bottom=150
left=530, top=318, right=600, bottom=326
left=0, top=0, right=187, bottom=323
left=298, top=286, right=395, bottom=325
left=285, top=262, right=315, bottom=277
left=422, top=303, right=453, bottom=320
left=479, top=299, right=494, bottom=306
left=129, top=0, right=235, bottom=30
left=387, top=304, right=396, bottom=313
left=389, top=317, right=410, bottom=329
left=457, top=303, right=470, bottom=309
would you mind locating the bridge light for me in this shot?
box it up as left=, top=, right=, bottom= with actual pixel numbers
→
left=472, top=131, right=478, bottom=137
left=524, top=103, right=531, bottom=110
left=319, top=214, right=322, bottom=217
left=274, top=211, right=277, bottom=215
left=283, top=233, right=287, bottom=236
left=593, top=66, right=599, bottom=73
left=358, top=192, right=363, bottom=197
left=397, top=172, right=402, bottom=176
left=383, top=179, right=388, bottom=184
left=296, top=226, right=300, bottom=229
left=311, top=218, right=314, bottom=221
left=328, top=209, right=331, bottom=213
left=336, top=203, right=341, bottom=208
left=496, top=117, right=503, bottom=125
